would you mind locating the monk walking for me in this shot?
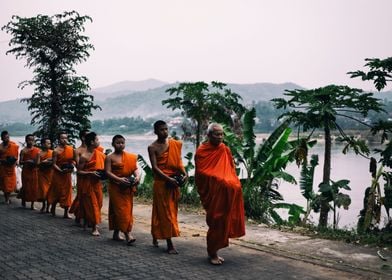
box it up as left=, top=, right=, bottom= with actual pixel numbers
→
left=195, top=123, right=245, bottom=265
left=70, top=129, right=89, bottom=225
left=148, top=120, right=187, bottom=254
left=77, top=132, right=106, bottom=236
left=0, top=131, right=19, bottom=204
left=105, top=135, right=140, bottom=245
left=36, top=137, right=53, bottom=213
left=19, top=134, right=40, bottom=209
left=48, top=132, right=76, bottom=218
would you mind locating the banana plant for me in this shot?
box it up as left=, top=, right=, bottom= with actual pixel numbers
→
left=224, top=108, right=303, bottom=224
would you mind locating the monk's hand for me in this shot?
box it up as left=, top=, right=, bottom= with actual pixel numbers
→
left=118, top=177, right=131, bottom=187
left=168, top=177, right=179, bottom=188
left=92, top=171, right=101, bottom=178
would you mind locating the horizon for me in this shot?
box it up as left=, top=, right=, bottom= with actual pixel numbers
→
left=1, top=1, right=391, bottom=102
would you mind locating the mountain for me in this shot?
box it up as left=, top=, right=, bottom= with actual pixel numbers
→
left=90, top=79, right=168, bottom=101
left=2, top=81, right=391, bottom=123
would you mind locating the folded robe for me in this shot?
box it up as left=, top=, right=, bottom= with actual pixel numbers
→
left=37, top=150, right=53, bottom=201
left=108, top=152, right=138, bottom=233
left=21, top=147, right=40, bottom=202
left=151, top=139, right=184, bottom=240
left=195, top=142, right=245, bottom=256
left=0, top=141, right=19, bottom=193
left=80, top=150, right=105, bottom=225
left=48, top=145, right=74, bottom=208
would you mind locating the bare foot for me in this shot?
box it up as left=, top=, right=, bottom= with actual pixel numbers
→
left=167, top=248, right=178, bottom=254
left=63, top=214, right=72, bottom=219
left=126, top=234, right=136, bottom=246
left=112, top=231, right=125, bottom=241
left=209, top=256, right=223, bottom=265
left=92, top=229, right=100, bottom=236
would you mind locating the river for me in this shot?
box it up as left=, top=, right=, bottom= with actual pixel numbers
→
left=12, top=134, right=388, bottom=229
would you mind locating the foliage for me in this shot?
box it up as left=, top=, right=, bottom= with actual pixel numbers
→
left=224, top=108, right=303, bottom=224
left=348, top=57, right=392, bottom=91
left=91, top=117, right=151, bottom=135
left=272, top=85, right=384, bottom=227
left=2, top=11, right=100, bottom=144
left=163, top=81, right=246, bottom=147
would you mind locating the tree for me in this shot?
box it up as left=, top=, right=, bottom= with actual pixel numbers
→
left=348, top=57, right=392, bottom=91
left=2, top=11, right=100, bottom=144
left=272, top=85, right=383, bottom=227
left=163, top=81, right=245, bottom=147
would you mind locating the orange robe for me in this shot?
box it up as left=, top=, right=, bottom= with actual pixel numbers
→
left=37, top=150, right=53, bottom=201
left=151, top=139, right=184, bottom=240
left=71, top=146, right=104, bottom=218
left=108, top=152, right=138, bottom=232
left=0, top=141, right=19, bottom=193
left=21, top=147, right=40, bottom=202
left=80, top=150, right=105, bottom=225
left=47, top=145, right=74, bottom=208
left=195, top=142, right=245, bottom=256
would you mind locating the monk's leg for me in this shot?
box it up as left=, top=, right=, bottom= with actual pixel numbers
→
left=30, top=202, right=35, bottom=210
left=208, top=250, right=224, bottom=265
left=92, top=224, right=100, bottom=236
left=4, top=192, right=11, bottom=204
left=40, top=201, right=46, bottom=213
left=152, top=237, right=159, bottom=247
left=21, top=199, right=26, bottom=208
left=112, top=230, right=124, bottom=241
left=45, top=201, right=50, bottom=213
left=166, top=238, right=178, bottom=254
left=50, top=202, right=57, bottom=216
left=63, top=207, right=72, bottom=219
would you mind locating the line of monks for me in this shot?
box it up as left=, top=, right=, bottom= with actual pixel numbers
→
left=0, top=121, right=245, bottom=265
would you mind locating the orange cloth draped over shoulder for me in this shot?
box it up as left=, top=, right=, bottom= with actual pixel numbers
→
left=0, top=141, right=19, bottom=193
left=80, top=150, right=105, bottom=225
left=21, top=147, right=40, bottom=202
left=37, top=150, right=53, bottom=201
left=195, top=142, right=245, bottom=256
left=108, top=152, right=138, bottom=233
left=151, top=139, right=184, bottom=240
left=48, top=145, right=74, bottom=208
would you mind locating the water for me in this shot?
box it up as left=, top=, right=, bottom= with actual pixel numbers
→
left=12, top=134, right=388, bottom=229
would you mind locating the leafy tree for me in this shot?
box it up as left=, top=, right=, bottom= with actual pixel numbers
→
left=348, top=57, right=392, bottom=91
left=2, top=11, right=100, bottom=144
left=163, top=81, right=245, bottom=147
left=272, top=85, right=384, bottom=227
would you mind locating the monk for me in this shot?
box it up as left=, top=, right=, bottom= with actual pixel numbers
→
left=0, top=131, right=19, bottom=204
left=47, top=131, right=76, bottom=218
left=148, top=120, right=187, bottom=254
left=195, top=123, right=245, bottom=265
left=77, top=132, right=106, bottom=236
left=70, top=129, right=89, bottom=225
left=36, top=137, right=53, bottom=213
left=105, top=135, right=140, bottom=245
left=19, top=134, right=40, bottom=209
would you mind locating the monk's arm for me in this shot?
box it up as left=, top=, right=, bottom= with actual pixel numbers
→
left=104, top=155, right=129, bottom=185
left=52, top=150, right=62, bottom=172
left=148, top=145, right=178, bottom=185
left=18, top=149, right=25, bottom=166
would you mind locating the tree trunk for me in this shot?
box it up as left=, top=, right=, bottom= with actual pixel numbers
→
left=319, top=122, right=331, bottom=227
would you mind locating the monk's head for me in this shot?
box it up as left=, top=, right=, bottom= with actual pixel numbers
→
left=207, top=123, right=224, bottom=146
left=25, top=134, right=35, bottom=148
left=153, top=120, right=168, bottom=140
left=57, top=131, right=68, bottom=146
left=79, top=129, right=89, bottom=143
left=112, top=134, right=125, bottom=153
left=1, top=130, right=9, bottom=144
left=40, top=137, right=51, bottom=150
left=85, top=132, right=99, bottom=149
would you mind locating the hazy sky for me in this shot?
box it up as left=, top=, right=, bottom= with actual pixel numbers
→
left=1, top=0, right=391, bottom=102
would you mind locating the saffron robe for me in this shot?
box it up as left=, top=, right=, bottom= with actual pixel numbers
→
left=20, top=147, right=40, bottom=202
left=47, top=145, right=75, bottom=208
left=108, top=152, right=138, bottom=233
left=79, top=150, right=105, bottom=225
left=195, top=142, right=245, bottom=255
left=151, top=139, right=184, bottom=239
left=37, top=150, right=53, bottom=201
left=0, top=141, right=19, bottom=193
left=70, top=146, right=104, bottom=218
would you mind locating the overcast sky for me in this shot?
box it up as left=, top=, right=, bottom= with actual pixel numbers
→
left=0, top=0, right=391, bottom=102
